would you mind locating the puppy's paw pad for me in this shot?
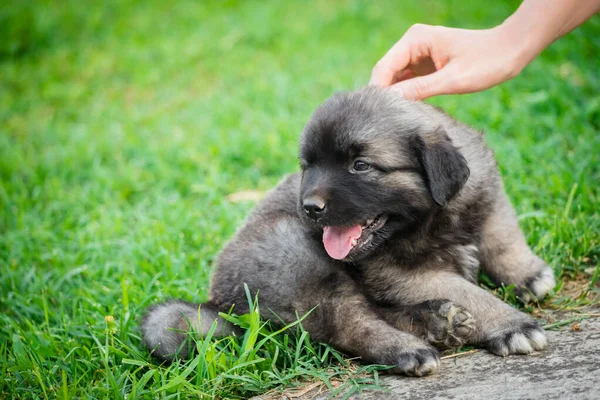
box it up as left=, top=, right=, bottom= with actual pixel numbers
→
left=486, top=323, right=547, bottom=356
left=519, top=266, right=556, bottom=303
left=429, top=301, right=477, bottom=348
left=393, top=348, right=440, bottom=377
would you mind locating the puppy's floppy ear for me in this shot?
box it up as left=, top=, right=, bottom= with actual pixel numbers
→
left=411, top=130, right=470, bottom=207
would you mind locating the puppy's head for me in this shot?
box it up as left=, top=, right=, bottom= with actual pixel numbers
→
left=298, top=86, right=469, bottom=262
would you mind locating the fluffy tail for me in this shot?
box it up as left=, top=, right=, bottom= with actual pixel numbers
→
left=141, top=300, right=238, bottom=360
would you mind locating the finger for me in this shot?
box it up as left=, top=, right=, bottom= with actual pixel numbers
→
left=370, top=40, right=412, bottom=87
left=391, top=69, right=453, bottom=100
left=392, top=69, right=415, bottom=84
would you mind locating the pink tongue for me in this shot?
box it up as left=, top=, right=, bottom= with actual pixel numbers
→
left=322, top=225, right=363, bottom=260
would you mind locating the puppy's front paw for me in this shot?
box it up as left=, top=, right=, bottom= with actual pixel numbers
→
left=518, top=266, right=556, bottom=303
left=484, top=321, right=547, bottom=356
left=425, top=301, right=477, bottom=349
left=392, top=346, right=441, bottom=376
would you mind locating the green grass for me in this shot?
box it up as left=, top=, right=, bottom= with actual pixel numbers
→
left=1, top=0, right=599, bottom=398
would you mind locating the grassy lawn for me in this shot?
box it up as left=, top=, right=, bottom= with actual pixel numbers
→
left=1, top=0, right=599, bottom=398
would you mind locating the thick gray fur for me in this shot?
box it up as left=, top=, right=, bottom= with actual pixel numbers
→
left=141, top=87, right=554, bottom=376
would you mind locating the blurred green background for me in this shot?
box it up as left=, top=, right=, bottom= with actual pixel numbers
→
left=1, top=0, right=598, bottom=398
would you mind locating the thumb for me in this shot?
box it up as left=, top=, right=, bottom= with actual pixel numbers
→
left=391, top=69, right=452, bottom=100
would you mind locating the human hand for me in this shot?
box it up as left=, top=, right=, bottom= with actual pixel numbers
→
left=369, top=24, right=530, bottom=100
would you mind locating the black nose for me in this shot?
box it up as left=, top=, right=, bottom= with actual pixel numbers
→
left=303, top=195, right=326, bottom=221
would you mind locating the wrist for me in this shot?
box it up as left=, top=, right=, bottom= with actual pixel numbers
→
left=491, top=18, right=544, bottom=78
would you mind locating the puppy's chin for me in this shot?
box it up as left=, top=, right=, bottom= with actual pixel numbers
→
left=342, top=217, right=418, bottom=262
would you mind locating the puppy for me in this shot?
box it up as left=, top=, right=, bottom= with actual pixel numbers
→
left=142, top=86, right=555, bottom=376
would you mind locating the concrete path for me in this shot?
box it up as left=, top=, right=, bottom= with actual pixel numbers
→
left=354, top=315, right=600, bottom=400
left=257, top=314, right=600, bottom=400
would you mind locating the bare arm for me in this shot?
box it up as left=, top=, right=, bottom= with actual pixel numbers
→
left=503, top=0, right=600, bottom=65
left=370, top=0, right=600, bottom=99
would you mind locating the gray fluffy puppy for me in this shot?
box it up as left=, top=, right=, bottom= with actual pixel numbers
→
left=142, top=87, right=555, bottom=376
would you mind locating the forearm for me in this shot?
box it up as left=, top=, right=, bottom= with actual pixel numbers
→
left=498, top=0, right=600, bottom=69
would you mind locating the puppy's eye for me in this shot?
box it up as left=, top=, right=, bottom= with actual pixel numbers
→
left=353, top=160, right=371, bottom=172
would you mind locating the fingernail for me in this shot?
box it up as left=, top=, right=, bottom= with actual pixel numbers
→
left=389, top=85, right=405, bottom=97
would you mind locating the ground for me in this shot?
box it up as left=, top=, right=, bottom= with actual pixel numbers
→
left=255, top=313, right=600, bottom=400
left=1, top=1, right=599, bottom=398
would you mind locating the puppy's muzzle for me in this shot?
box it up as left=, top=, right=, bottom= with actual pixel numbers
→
left=302, top=195, right=327, bottom=221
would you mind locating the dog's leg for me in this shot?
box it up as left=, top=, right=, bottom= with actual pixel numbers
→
left=383, top=269, right=547, bottom=356
left=215, top=269, right=443, bottom=376
left=378, top=299, right=477, bottom=349
left=312, top=294, right=442, bottom=376
left=479, top=192, right=555, bottom=303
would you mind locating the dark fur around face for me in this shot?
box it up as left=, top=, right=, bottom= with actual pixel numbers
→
left=298, top=88, right=471, bottom=261
left=141, top=86, right=555, bottom=376
left=299, top=89, right=469, bottom=210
